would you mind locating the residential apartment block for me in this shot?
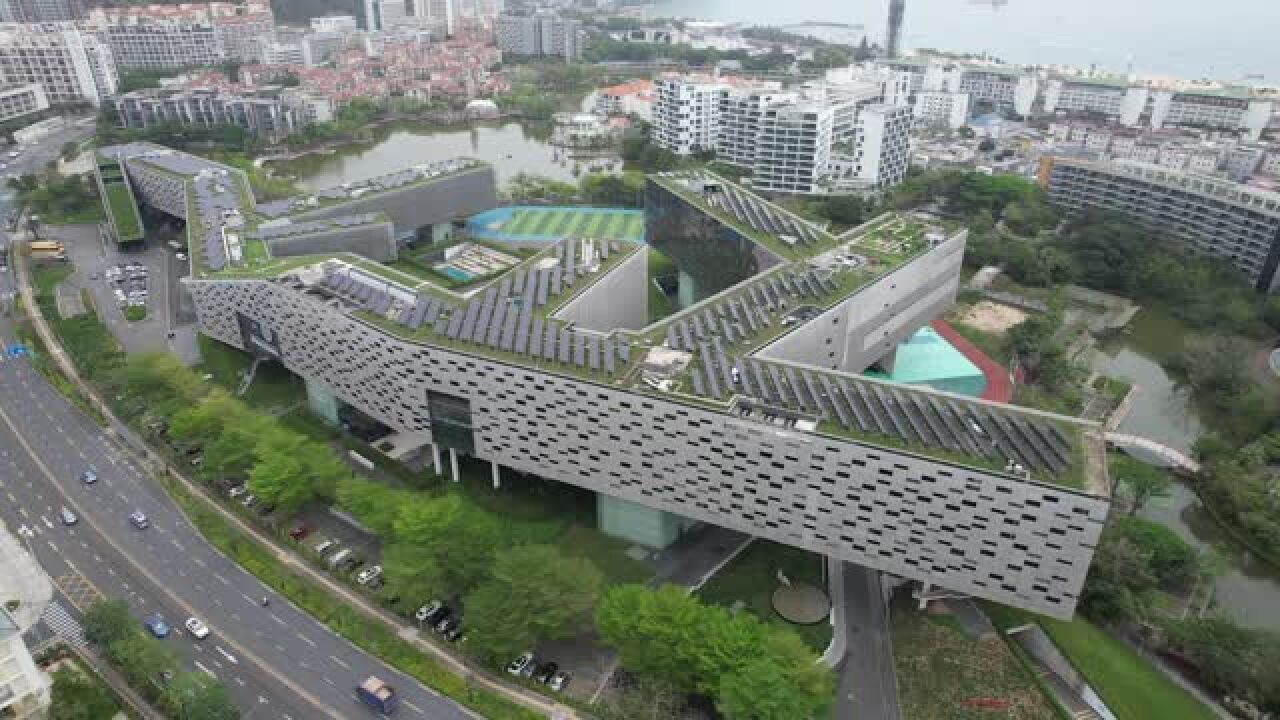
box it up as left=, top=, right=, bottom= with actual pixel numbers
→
left=0, top=83, right=49, bottom=123
left=112, top=85, right=329, bottom=141
left=652, top=75, right=725, bottom=156
left=0, top=0, right=81, bottom=22
left=1042, top=156, right=1280, bottom=291
left=84, top=2, right=274, bottom=70
left=493, top=14, right=579, bottom=59
left=913, top=90, right=970, bottom=129
left=0, top=22, right=117, bottom=106
left=653, top=74, right=913, bottom=194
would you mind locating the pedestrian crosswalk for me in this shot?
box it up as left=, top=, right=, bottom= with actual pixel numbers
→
left=41, top=598, right=87, bottom=648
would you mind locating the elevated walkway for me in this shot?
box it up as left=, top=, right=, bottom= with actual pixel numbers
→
left=1105, top=433, right=1200, bottom=474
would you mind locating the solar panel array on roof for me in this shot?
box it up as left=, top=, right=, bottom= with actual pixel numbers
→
left=558, top=326, right=572, bottom=364
left=655, top=266, right=836, bottom=354
left=251, top=213, right=382, bottom=240
left=704, top=358, right=1077, bottom=477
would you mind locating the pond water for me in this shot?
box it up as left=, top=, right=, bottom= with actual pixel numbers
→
left=270, top=121, right=621, bottom=191
left=1090, top=309, right=1280, bottom=630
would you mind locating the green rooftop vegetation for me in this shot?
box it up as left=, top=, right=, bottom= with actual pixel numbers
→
left=649, top=172, right=847, bottom=261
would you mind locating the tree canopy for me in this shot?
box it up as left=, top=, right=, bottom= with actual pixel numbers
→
left=463, top=544, right=604, bottom=662
left=595, top=584, right=833, bottom=718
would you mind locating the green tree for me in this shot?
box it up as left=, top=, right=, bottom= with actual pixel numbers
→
left=1164, top=616, right=1280, bottom=711
left=463, top=545, right=604, bottom=661
left=162, top=671, right=240, bottom=720
left=248, top=428, right=339, bottom=511
left=1112, top=455, right=1173, bottom=516
left=823, top=195, right=865, bottom=227
left=335, top=478, right=414, bottom=537
left=716, top=631, right=834, bottom=720
left=392, top=495, right=501, bottom=593
left=110, top=632, right=178, bottom=693
left=49, top=667, right=119, bottom=720
left=596, top=584, right=707, bottom=690
left=82, top=599, right=133, bottom=648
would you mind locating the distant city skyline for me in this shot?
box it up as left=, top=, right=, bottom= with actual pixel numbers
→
left=648, top=0, right=1280, bottom=83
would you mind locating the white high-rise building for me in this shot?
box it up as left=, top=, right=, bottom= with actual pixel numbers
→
left=0, top=83, right=50, bottom=123
left=84, top=2, right=274, bottom=69
left=422, top=0, right=453, bottom=36
left=717, top=87, right=793, bottom=168
left=913, top=90, right=970, bottom=129
left=651, top=75, right=726, bottom=156
left=0, top=22, right=117, bottom=106
left=0, top=526, right=53, bottom=720
left=493, top=14, right=578, bottom=59
left=850, top=104, right=913, bottom=188
left=752, top=100, right=837, bottom=194
left=364, top=0, right=406, bottom=31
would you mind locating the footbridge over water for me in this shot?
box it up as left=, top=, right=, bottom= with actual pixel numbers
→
left=1105, top=433, right=1200, bottom=475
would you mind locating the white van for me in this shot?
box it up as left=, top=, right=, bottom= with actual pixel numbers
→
left=327, top=547, right=352, bottom=569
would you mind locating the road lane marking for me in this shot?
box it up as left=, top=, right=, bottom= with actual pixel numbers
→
left=194, top=661, right=217, bottom=678
left=403, top=700, right=425, bottom=715
left=215, top=646, right=238, bottom=665
left=297, top=634, right=316, bottom=648
left=328, top=655, right=349, bottom=670
left=213, top=573, right=229, bottom=585
left=0, top=399, right=344, bottom=719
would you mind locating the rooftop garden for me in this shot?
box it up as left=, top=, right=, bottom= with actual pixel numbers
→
left=649, top=172, right=848, bottom=262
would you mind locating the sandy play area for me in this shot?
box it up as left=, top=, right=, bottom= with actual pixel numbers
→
left=953, top=300, right=1028, bottom=335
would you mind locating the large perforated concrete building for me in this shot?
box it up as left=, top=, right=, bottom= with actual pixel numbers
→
left=101, top=142, right=1110, bottom=619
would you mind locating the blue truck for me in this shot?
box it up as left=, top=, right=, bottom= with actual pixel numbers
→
left=355, top=676, right=398, bottom=715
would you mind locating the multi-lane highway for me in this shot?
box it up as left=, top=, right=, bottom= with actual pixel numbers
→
left=0, top=330, right=474, bottom=718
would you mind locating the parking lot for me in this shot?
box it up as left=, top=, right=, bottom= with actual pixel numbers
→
left=104, top=259, right=149, bottom=313
left=45, top=223, right=202, bottom=364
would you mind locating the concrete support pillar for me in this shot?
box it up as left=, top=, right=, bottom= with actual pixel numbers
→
left=490, top=460, right=501, bottom=490
left=917, top=581, right=931, bottom=611
left=431, top=443, right=442, bottom=476
left=448, top=447, right=459, bottom=483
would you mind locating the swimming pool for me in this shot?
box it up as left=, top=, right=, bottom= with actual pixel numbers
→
left=439, top=267, right=474, bottom=282
left=864, top=326, right=987, bottom=398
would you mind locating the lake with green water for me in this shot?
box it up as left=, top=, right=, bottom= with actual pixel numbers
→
left=1091, top=308, right=1280, bottom=630
left=269, top=121, right=621, bottom=191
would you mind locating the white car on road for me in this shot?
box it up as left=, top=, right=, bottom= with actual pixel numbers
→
left=184, top=617, right=210, bottom=640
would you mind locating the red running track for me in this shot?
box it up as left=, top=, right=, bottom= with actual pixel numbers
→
left=930, top=320, right=1013, bottom=404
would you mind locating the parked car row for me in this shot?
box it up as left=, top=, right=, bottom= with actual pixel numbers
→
left=105, top=262, right=147, bottom=310
left=302, top=531, right=384, bottom=589
left=414, top=600, right=464, bottom=642
left=506, top=651, right=569, bottom=692
left=224, top=483, right=273, bottom=516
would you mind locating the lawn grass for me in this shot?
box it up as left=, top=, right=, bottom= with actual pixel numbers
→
left=123, top=305, right=146, bottom=322
left=103, top=182, right=142, bottom=240
left=982, top=604, right=1217, bottom=720
left=698, top=539, right=832, bottom=654
left=891, top=598, right=1061, bottom=720
left=490, top=209, right=645, bottom=241
left=196, top=334, right=305, bottom=411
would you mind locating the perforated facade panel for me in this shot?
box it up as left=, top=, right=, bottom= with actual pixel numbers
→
left=188, top=277, right=1108, bottom=619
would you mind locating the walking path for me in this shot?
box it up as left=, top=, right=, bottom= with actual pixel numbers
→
left=1104, top=432, right=1200, bottom=474
left=931, top=319, right=1013, bottom=403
